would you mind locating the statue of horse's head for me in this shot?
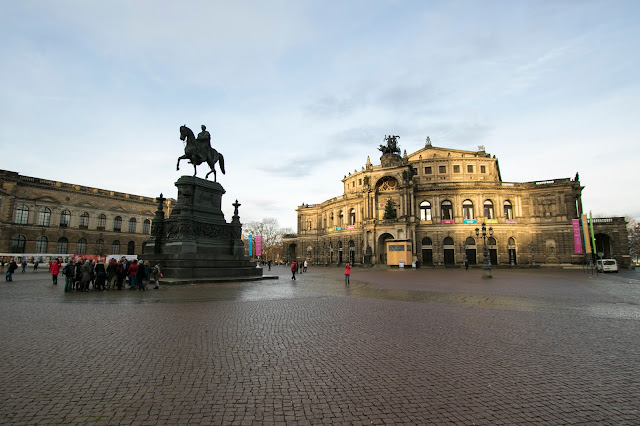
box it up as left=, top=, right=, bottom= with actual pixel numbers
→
left=179, top=125, right=194, bottom=142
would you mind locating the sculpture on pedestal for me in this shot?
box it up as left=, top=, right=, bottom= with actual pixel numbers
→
left=177, top=125, right=226, bottom=181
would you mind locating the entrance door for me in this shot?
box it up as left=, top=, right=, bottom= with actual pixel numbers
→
left=422, top=249, right=433, bottom=265
left=466, top=249, right=477, bottom=265
left=444, top=249, right=455, bottom=265
left=508, top=248, right=517, bottom=265
left=489, top=249, right=498, bottom=265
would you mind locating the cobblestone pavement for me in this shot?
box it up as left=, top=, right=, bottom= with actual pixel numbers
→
left=1, top=266, right=639, bottom=425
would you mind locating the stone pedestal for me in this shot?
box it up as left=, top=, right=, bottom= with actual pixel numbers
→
left=142, top=176, right=262, bottom=281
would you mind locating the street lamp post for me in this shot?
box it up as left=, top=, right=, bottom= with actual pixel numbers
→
left=475, top=222, right=493, bottom=279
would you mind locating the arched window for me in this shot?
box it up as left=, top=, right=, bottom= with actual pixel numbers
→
left=77, top=239, right=87, bottom=255
left=128, top=218, right=137, bottom=233
left=504, top=200, right=513, bottom=219
left=443, top=237, right=454, bottom=246
left=111, top=240, right=121, bottom=254
left=15, top=204, right=29, bottom=225
left=79, top=212, right=89, bottom=228
left=441, top=200, right=453, bottom=220
left=11, top=235, right=26, bottom=253
left=484, top=200, right=494, bottom=219
left=97, top=214, right=107, bottom=229
left=508, top=237, right=516, bottom=246
left=465, top=237, right=476, bottom=245
left=462, top=199, right=474, bottom=220
left=329, top=213, right=334, bottom=227
left=338, top=211, right=344, bottom=227
left=350, top=209, right=356, bottom=225
left=60, top=210, right=71, bottom=227
left=95, top=239, right=104, bottom=255
left=113, top=216, right=122, bottom=232
left=143, top=219, right=151, bottom=234
left=36, top=236, right=48, bottom=253
left=38, top=207, right=51, bottom=226
left=57, top=237, right=69, bottom=254
left=419, top=201, right=432, bottom=221
left=422, top=237, right=433, bottom=246
left=127, top=241, right=135, bottom=255
left=488, top=237, right=497, bottom=245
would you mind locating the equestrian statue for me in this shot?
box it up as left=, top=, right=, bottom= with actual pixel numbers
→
left=177, top=124, right=226, bottom=181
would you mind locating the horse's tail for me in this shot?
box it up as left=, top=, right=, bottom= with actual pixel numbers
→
left=219, top=154, right=225, bottom=174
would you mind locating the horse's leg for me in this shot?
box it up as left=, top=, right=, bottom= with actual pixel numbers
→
left=193, top=163, right=197, bottom=176
left=176, top=155, right=188, bottom=171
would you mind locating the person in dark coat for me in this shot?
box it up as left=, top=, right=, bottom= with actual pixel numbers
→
left=94, top=261, right=106, bottom=291
left=106, top=259, right=118, bottom=290
left=74, top=259, right=83, bottom=291
left=135, top=261, right=147, bottom=290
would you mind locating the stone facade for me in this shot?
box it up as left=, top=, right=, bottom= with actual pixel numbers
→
left=0, top=169, right=173, bottom=260
left=284, top=143, right=630, bottom=268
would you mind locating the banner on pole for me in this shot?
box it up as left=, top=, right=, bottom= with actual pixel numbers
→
left=572, top=219, right=583, bottom=254
left=248, top=235, right=253, bottom=256
left=255, top=236, right=262, bottom=257
left=581, top=214, right=592, bottom=254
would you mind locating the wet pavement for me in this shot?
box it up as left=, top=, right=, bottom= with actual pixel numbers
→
left=1, top=265, right=639, bottom=424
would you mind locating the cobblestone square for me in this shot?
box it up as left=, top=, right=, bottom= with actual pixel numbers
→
left=1, top=266, right=639, bottom=424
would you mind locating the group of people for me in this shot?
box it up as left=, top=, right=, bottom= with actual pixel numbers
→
left=32, top=257, right=162, bottom=292
left=289, top=259, right=309, bottom=280
left=289, top=259, right=352, bottom=284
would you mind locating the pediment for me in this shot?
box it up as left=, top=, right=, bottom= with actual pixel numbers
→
left=141, top=210, right=154, bottom=216
left=76, top=201, right=96, bottom=208
left=112, top=206, right=128, bottom=213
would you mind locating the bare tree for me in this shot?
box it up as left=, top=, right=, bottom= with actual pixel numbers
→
left=627, top=217, right=640, bottom=264
left=243, top=218, right=293, bottom=261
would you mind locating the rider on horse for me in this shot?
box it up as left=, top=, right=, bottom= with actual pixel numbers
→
left=196, top=125, right=211, bottom=163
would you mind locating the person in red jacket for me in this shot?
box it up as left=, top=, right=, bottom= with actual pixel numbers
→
left=344, top=262, right=352, bottom=285
left=49, top=258, right=62, bottom=286
left=127, top=259, right=139, bottom=290
left=290, top=261, right=297, bottom=280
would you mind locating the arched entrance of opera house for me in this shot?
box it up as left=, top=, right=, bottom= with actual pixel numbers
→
left=337, top=240, right=344, bottom=264
left=348, top=240, right=355, bottom=265
left=488, top=237, right=498, bottom=265
left=594, top=233, right=613, bottom=258
left=443, top=237, right=455, bottom=266
left=465, top=237, right=477, bottom=265
left=421, top=237, right=433, bottom=266
left=287, top=243, right=297, bottom=263
left=377, top=233, right=395, bottom=265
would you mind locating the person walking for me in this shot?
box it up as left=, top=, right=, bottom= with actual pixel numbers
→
left=303, top=260, right=308, bottom=272
left=6, top=259, right=17, bottom=281
left=135, top=261, right=147, bottom=290
left=291, top=260, right=297, bottom=280
left=81, top=260, right=92, bottom=291
left=106, top=258, right=118, bottom=290
left=344, top=262, right=352, bottom=285
left=63, top=261, right=75, bottom=292
left=49, top=258, right=61, bottom=285
left=21, top=260, right=27, bottom=273
left=152, top=262, right=162, bottom=289
left=127, top=259, right=139, bottom=290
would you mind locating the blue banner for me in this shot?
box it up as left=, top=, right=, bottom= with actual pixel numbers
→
left=248, top=234, right=253, bottom=256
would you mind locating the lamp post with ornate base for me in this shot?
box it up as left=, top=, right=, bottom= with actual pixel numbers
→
left=475, top=222, right=493, bottom=279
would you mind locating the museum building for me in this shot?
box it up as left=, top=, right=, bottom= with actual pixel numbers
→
left=284, top=138, right=630, bottom=268
left=0, top=169, right=173, bottom=260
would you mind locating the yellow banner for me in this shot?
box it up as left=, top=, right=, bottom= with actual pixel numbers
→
left=581, top=214, right=592, bottom=254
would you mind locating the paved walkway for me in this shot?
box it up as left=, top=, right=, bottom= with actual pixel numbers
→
left=1, top=266, right=639, bottom=424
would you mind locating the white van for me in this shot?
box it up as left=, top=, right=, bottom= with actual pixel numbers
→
left=596, top=259, right=618, bottom=273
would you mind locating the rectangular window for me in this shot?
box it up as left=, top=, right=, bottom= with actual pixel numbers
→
left=424, top=166, right=432, bottom=174
left=453, top=165, right=460, bottom=173
left=481, top=166, right=486, bottom=173
left=358, top=179, right=362, bottom=185
left=467, top=165, right=473, bottom=173
left=439, top=166, right=446, bottom=173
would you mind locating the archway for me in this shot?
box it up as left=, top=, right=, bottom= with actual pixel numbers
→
left=287, top=243, right=297, bottom=263
left=337, top=240, right=343, bottom=264
left=508, top=237, right=517, bottom=265
left=377, top=233, right=395, bottom=264
left=443, top=237, right=455, bottom=266
left=465, top=236, right=477, bottom=265
left=349, top=240, right=355, bottom=264
left=594, top=233, right=613, bottom=259
left=488, top=237, right=498, bottom=265
left=421, top=237, right=433, bottom=266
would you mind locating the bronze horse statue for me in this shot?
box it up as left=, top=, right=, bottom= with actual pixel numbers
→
left=177, top=125, right=225, bottom=181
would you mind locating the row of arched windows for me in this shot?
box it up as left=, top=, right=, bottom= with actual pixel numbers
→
left=323, top=209, right=357, bottom=229
left=419, top=199, right=513, bottom=221
left=13, top=205, right=150, bottom=233
left=10, top=235, right=136, bottom=255
left=421, top=236, right=517, bottom=246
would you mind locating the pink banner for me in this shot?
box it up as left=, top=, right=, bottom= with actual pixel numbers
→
left=572, top=219, right=583, bottom=254
left=255, top=235, right=262, bottom=257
